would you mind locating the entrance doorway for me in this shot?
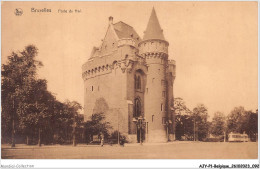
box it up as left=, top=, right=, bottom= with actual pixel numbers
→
left=137, top=125, right=145, bottom=143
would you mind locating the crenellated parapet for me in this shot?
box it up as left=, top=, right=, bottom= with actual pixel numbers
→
left=138, top=39, right=168, bottom=56
left=167, top=59, right=176, bottom=78
left=141, top=52, right=168, bottom=59
left=168, top=59, right=176, bottom=66
left=82, top=63, right=112, bottom=80
left=82, top=55, right=145, bottom=80
left=139, top=52, right=168, bottom=66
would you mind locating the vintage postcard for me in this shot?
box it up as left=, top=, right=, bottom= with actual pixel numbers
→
left=1, top=1, right=259, bottom=168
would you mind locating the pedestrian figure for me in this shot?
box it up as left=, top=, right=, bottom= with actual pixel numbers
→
left=100, top=132, right=104, bottom=147
left=119, top=135, right=126, bottom=147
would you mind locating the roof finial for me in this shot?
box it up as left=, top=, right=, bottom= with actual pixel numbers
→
left=109, top=16, right=113, bottom=24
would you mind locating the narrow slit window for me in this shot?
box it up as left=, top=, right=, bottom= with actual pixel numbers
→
left=134, top=75, right=137, bottom=89
left=137, top=76, right=141, bottom=89
left=92, top=86, right=93, bottom=91
left=161, top=104, right=163, bottom=111
left=162, top=117, right=166, bottom=124
left=162, top=91, right=166, bottom=97
left=135, top=75, right=141, bottom=90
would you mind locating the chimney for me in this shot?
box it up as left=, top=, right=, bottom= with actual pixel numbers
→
left=109, top=16, right=113, bottom=24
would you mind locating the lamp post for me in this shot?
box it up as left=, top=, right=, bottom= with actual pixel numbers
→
left=11, top=95, right=15, bottom=148
left=163, top=119, right=172, bottom=142
left=133, top=116, right=145, bottom=145
left=167, top=120, right=172, bottom=142
left=166, top=121, right=169, bottom=142
left=117, top=109, right=120, bottom=145
left=72, top=122, right=77, bottom=146
left=193, top=118, right=196, bottom=141
left=224, top=131, right=226, bottom=143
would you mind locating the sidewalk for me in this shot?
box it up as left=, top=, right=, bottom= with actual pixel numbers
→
left=1, top=141, right=226, bottom=149
left=124, top=140, right=195, bottom=147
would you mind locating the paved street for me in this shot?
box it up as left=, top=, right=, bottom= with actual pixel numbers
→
left=1, top=142, right=258, bottom=159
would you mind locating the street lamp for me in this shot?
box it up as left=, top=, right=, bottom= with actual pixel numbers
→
left=166, top=120, right=172, bottom=142
left=163, top=119, right=172, bottom=142
left=133, top=116, right=145, bottom=145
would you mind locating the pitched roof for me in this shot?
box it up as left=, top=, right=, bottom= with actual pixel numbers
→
left=89, top=46, right=100, bottom=59
left=113, top=21, right=141, bottom=43
left=88, top=20, right=142, bottom=60
left=143, top=8, right=165, bottom=41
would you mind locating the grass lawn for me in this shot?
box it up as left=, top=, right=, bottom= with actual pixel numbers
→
left=1, top=142, right=258, bottom=159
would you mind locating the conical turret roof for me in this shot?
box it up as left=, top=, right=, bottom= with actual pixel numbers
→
left=143, top=8, right=165, bottom=41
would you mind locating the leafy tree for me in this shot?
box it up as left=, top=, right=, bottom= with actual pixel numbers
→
left=84, top=112, right=112, bottom=144
left=49, top=100, right=63, bottom=144
left=108, top=130, right=127, bottom=145
left=63, top=101, right=82, bottom=146
left=247, top=110, right=258, bottom=141
left=174, top=97, right=191, bottom=118
left=50, top=100, right=82, bottom=145
left=2, top=45, right=83, bottom=147
left=227, top=107, right=258, bottom=141
left=227, top=106, right=247, bottom=133
left=192, top=104, right=209, bottom=141
left=19, top=79, right=54, bottom=146
left=174, top=98, right=193, bottom=140
left=211, top=112, right=226, bottom=136
left=1, top=45, right=42, bottom=147
left=175, top=114, right=194, bottom=140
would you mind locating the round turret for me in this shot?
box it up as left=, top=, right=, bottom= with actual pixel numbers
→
left=140, top=8, right=170, bottom=143
left=139, top=39, right=168, bottom=63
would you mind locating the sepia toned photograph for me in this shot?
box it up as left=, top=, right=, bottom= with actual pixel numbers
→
left=1, top=0, right=258, bottom=165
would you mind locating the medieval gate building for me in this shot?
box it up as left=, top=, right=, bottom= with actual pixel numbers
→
left=82, top=8, right=176, bottom=143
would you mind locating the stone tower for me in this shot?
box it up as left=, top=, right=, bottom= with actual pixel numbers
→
left=139, top=8, right=175, bottom=142
left=82, top=8, right=176, bottom=143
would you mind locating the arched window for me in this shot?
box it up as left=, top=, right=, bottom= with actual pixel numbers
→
left=135, top=74, right=141, bottom=90
left=137, top=76, right=141, bottom=89
left=134, top=98, right=141, bottom=117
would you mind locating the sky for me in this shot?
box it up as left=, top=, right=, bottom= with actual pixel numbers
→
left=1, top=1, right=258, bottom=119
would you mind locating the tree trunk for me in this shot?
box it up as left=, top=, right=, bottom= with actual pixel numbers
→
left=38, top=128, right=41, bottom=147
left=73, top=135, right=76, bottom=146
left=193, top=119, right=196, bottom=141
left=72, top=129, right=76, bottom=147
left=11, top=118, right=15, bottom=148
left=27, top=135, right=29, bottom=145
left=72, top=121, right=76, bottom=146
left=224, top=131, right=226, bottom=142
left=196, top=123, right=198, bottom=141
left=11, top=98, right=15, bottom=148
